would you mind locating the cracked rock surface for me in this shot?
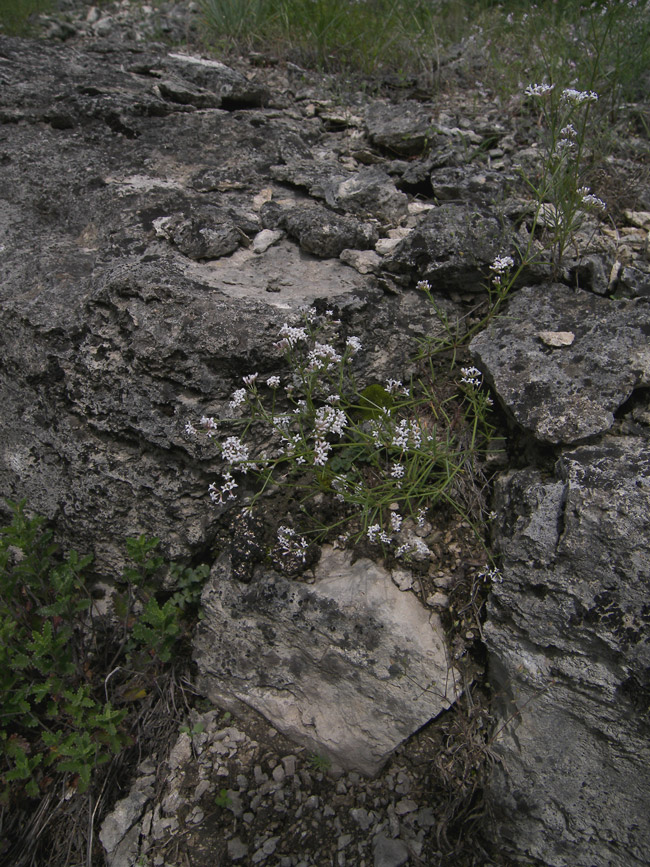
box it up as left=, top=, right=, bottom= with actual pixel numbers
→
left=2, top=2, right=650, bottom=866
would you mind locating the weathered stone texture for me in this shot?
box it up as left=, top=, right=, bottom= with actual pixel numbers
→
left=471, top=283, right=650, bottom=443
left=485, top=437, right=650, bottom=867
left=195, top=547, right=459, bottom=775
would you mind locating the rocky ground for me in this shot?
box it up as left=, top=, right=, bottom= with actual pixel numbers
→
left=1, top=1, right=649, bottom=866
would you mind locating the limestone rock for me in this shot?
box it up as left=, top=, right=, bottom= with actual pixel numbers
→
left=383, top=203, right=512, bottom=291
left=194, top=547, right=459, bottom=775
left=277, top=204, right=378, bottom=258
left=485, top=436, right=650, bottom=867
left=364, top=102, right=434, bottom=156
left=152, top=209, right=244, bottom=259
left=0, top=35, right=444, bottom=577
left=271, top=162, right=408, bottom=222
left=166, top=52, right=269, bottom=109
left=470, top=283, right=650, bottom=443
left=99, top=790, right=149, bottom=855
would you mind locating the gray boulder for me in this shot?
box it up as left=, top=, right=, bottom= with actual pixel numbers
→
left=194, top=547, right=460, bottom=776
left=383, top=203, right=512, bottom=291
left=485, top=436, right=650, bottom=867
left=277, top=203, right=378, bottom=258
left=471, top=283, right=650, bottom=443
left=365, top=102, right=434, bottom=156
left=272, top=161, right=409, bottom=223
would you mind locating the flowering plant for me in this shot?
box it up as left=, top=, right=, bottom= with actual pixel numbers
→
left=522, top=83, right=607, bottom=274
left=187, top=308, right=495, bottom=563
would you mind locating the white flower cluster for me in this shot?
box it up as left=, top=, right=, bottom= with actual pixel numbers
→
left=313, top=438, right=331, bottom=466
left=307, top=342, right=342, bottom=373
left=274, top=323, right=308, bottom=351
left=385, top=379, right=410, bottom=397
left=209, top=471, right=238, bottom=505
left=277, top=526, right=308, bottom=563
left=561, top=88, right=598, bottom=105
left=396, top=537, right=431, bottom=560
left=315, top=405, right=347, bottom=438
left=416, top=279, right=432, bottom=292
left=490, top=255, right=514, bottom=287
left=230, top=388, right=247, bottom=409
left=525, top=82, right=554, bottom=97
left=345, top=336, right=362, bottom=354
left=460, top=366, right=482, bottom=388
left=221, top=436, right=250, bottom=467
left=367, top=524, right=392, bottom=545
left=242, top=373, right=258, bottom=387
left=266, top=376, right=281, bottom=388
left=392, top=419, right=422, bottom=450
left=578, top=187, right=606, bottom=212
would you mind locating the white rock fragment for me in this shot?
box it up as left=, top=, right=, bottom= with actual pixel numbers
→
left=252, top=228, right=284, bottom=253
left=537, top=330, right=575, bottom=347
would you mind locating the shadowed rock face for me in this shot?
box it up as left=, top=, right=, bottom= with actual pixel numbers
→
left=194, top=547, right=459, bottom=776
left=486, top=437, right=650, bottom=867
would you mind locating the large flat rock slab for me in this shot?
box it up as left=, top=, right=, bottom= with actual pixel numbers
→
left=485, top=436, right=650, bottom=866
left=194, top=547, right=459, bottom=775
left=470, top=283, right=650, bottom=443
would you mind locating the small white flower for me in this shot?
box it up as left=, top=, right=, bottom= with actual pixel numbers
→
left=200, top=415, right=218, bottom=431
left=221, top=436, right=249, bottom=465
left=307, top=342, right=342, bottom=373
left=392, top=419, right=421, bottom=450
left=208, top=471, right=238, bottom=505
left=461, top=366, right=482, bottom=388
left=416, top=279, right=431, bottom=291
left=184, top=421, right=197, bottom=436
left=410, top=537, right=431, bottom=558
left=385, top=379, right=403, bottom=394
left=556, top=138, right=576, bottom=154
left=313, top=438, right=331, bottom=466
left=478, top=565, right=503, bottom=583
left=525, top=82, right=554, bottom=97
left=390, top=512, right=403, bottom=533
left=345, top=336, right=362, bottom=354
left=315, top=405, right=347, bottom=437
left=391, top=463, right=405, bottom=479
left=367, top=524, right=381, bottom=543
left=581, top=193, right=606, bottom=212
left=276, top=323, right=309, bottom=349
left=561, top=88, right=598, bottom=105
left=266, top=376, right=281, bottom=388
left=490, top=256, right=514, bottom=273
left=229, top=388, right=247, bottom=409
left=560, top=123, right=577, bottom=139
left=242, top=373, right=258, bottom=387
left=416, top=508, right=427, bottom=528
